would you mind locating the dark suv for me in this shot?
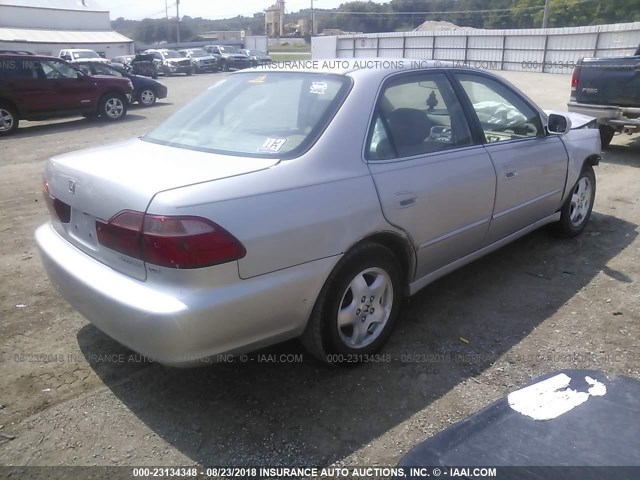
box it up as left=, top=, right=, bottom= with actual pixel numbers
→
left=0, top=54, right=134, bottom=135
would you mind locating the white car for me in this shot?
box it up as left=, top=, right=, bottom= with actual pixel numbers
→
left=59, top=49, right=110, bottom=64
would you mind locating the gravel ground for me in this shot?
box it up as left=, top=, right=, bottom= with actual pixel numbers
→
left=0, top=69, right=638, bottom=469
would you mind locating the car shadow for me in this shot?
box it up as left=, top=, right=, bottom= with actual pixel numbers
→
left=77, top=211, right=637, bottom=466
left=8, top=114, right=147, bottom=140
left=604, top=135, right=640, bottom=167
left=129, top=101, right=174, bottom=111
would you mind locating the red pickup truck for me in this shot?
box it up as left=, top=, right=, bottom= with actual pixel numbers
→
left=0, top=53, right=134, bottom=136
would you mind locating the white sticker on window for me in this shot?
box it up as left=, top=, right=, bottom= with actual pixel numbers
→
left=258, top=138, right=287, bottom=153
left=310, top=81, right=327, bottom=95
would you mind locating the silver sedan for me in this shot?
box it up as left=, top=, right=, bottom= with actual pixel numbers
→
left=35, top=61, right=601, bottom=366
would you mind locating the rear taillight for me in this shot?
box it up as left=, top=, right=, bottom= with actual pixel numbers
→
left=42, top=180, right=71, bottom=223
left=570, top=65, right=580, bottom=100
left=95, top=211, right=246, bottom=269
left=95, top=210, right=143, bottom=259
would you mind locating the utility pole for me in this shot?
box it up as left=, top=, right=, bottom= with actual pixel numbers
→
left=542, top=0, right=550, bottom=28
left=310, top=0, right=314, bottom=36
left=165, top=0, right=168, bottom=20
left=176, top=0, right=181, bottom=44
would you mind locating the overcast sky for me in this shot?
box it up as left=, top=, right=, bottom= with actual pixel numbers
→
left=108, top=0, right=385, bottom=21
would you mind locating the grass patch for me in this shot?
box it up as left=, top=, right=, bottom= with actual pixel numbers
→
left=270, top=52, right=312, bottom=61
left=269, top=43, right=311, bottom=53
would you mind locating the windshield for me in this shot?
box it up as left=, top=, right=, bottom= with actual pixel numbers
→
left=73, top=51, right=100, bottom=59
left=144, top=72, right=351, bottom=158
left=162, top=51, right=182, bottom=58
left=189, top=49, right=208, bottom=57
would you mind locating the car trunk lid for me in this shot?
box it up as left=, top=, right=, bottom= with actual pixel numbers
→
left=44, top=138, right=279, bottom=280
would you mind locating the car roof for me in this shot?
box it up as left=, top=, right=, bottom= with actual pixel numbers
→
left=0, top=53, right=62, bottom=61
left=233, top=58, right=453, bottom=76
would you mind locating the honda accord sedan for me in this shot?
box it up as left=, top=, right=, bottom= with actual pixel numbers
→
left=36, top=61, right=601, bottom=366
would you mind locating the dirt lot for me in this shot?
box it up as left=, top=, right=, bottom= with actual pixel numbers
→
left=0, top=69, right=638, bottom=468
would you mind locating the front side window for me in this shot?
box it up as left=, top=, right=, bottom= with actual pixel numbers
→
left=455, top=73, right=543, bottom=143
left=367, top=73, right=472, bottom=160
left=144, top=72, right=351, bottom=158
left=39, top=60, right=78, bottom=79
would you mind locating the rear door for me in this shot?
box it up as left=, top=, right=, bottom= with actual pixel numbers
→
left=366, top=71, right=496, bottom=279
left=0, top=57, right=56, bottom=114
left=453, top=72, right=568, bottom=245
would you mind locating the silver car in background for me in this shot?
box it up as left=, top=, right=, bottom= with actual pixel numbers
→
left=36, top=61, right=601, bottom=366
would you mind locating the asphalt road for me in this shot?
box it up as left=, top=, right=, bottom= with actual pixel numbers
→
left=0, top=68, right=638, bottom=468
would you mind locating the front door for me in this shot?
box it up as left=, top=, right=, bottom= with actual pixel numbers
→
left=453, top=72, right=568, bottom=244
left=37, top=59, right=96, bottom=112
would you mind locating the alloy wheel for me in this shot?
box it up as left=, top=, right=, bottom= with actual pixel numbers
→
left=337, top=267, right=394, bottom=349
left=570, top=176, right=592, bottom=227
left=0, top=108, right=14, bottom=132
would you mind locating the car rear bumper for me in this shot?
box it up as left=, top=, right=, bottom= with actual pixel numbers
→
left=156, top=85, right=168, bottom=99
left=35, top=222, right=339, bottom=366
left=568, top=102, right=640, bottom=127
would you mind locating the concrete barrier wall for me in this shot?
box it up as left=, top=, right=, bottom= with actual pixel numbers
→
left=312, top=22, right=640, bottom=74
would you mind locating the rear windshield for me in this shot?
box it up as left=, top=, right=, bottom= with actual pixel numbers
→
left=189, top=49, right=208, bottom=57
left=162, top=51, right=181, bottom=58
left=72, top=51, right=100, bottom=59
left=144, top=72, right=351, bottom=158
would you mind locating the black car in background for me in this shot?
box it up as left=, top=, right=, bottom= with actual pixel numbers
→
left=130, top=53, right=161, bottom=78
left=74, top=61, right=167, bottom=106
left=241, top=49, right=272, bottom=67
left=111, top=55, right=136, bottom=71
left=178, top=48, right=218, bottom=73
left=204, top=45, right=251, bottom=71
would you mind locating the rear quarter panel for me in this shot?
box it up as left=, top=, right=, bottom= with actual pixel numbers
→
left=147, top=70, right=406, bottom=279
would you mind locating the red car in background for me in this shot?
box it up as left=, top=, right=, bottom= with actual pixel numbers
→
left=0, top=52, right=134, bottom=135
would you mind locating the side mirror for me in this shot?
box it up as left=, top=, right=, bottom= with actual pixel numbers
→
left=547, top=113, right=572, bottom=135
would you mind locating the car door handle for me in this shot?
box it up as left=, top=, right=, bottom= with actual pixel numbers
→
left=505, top=171, right=518, bottom=179
left=395, top=192, right=417, bottom=208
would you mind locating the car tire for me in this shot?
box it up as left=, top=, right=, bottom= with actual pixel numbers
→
left=301, top=243, right=403, bottom=364
left=554, top=164, right=596, bottom=238
left=186, top=69, right=193, bottom=76
left=138, top=88, right=156, bottom=106
left=220, top=60, right=228, bottom=71
left=599, top=125, right=615, bottom=149
left=0, top=103, right=19, bottom=136
left=98, top=93, right=128, bottom=121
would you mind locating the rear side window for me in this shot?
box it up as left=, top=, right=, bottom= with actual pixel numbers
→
left=144, top=72, right=352, bottom=158
left=0, top=58, right=38, bottom=80
left=366, top=73, right=472, bottom=160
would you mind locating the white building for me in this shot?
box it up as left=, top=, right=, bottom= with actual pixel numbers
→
left=0, top=0, right=134, bottom=58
